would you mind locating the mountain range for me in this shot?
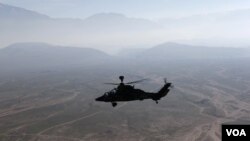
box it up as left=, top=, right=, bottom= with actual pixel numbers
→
left=1, top=42, right=249, bottom=73
left=0, top=2, right=161, bottom=49
left=1, top=2, right=250, bottom=49
left=0, top=3, right=49, bottom=20
left=0, top=43, right=110, bottom=72
left=136, top=42, right=250, bottom=60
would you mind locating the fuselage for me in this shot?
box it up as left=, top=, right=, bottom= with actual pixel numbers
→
left=96, top=90, right=154, bottom=102
left=95, top=82, right=172, bottom=103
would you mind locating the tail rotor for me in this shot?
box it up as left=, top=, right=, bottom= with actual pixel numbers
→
left=164, top=78, right=174, bottom=88
left=164, top=78, right=167, bottom=84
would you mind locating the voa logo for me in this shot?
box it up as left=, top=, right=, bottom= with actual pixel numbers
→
left=226, top=129, right=246, bottom=136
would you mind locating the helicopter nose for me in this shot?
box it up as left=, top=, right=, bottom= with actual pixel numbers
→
left=95, top=97, right=101, bottom=101
left=95, top=96, right=104, bottom=101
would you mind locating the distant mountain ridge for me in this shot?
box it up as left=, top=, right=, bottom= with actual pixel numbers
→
left=1, top=42, right=250, bottom=73
left=83, top=13, right=160, bottom=31
left=1, top=42, right=108, bottom=57
left=135, top=42, right=250, bottom=60
left=0, top=3, right=49, bottom=20
left=0, top=43, right=110, bottom=72
left=1, top=2, right=250, bottom=49
left=0, top=2, right=161, bottom=49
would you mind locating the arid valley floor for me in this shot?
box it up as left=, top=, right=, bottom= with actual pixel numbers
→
left=1, top=59, right=250, bottom=141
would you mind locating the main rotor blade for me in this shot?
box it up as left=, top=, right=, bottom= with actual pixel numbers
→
left=104, top=83, right=119, bottom=85
left=125, top=79, right=148, bottom=84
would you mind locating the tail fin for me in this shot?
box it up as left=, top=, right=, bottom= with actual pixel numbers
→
left=152, top=82, right=172, bottom=101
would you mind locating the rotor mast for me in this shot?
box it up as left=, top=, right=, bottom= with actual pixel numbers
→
left=119, top=76, right=124, bottom=83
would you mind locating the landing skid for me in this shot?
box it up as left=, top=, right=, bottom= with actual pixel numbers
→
left=112, top=102, right=117, bottom=107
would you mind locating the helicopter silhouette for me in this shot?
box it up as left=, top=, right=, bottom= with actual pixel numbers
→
left=95, top=76, right=173, bottom=107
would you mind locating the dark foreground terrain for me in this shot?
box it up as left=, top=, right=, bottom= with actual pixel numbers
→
left=0, top=57, right=250, bottom=141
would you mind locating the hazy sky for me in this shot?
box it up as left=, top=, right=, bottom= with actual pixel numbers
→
left=1, top=0, right=250, bottom=19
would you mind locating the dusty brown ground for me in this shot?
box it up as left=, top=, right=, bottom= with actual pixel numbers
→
left=0, top=61, right=250, bottom=141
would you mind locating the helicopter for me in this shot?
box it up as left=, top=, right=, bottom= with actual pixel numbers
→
left=95, top=76, right=173, bottom=107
